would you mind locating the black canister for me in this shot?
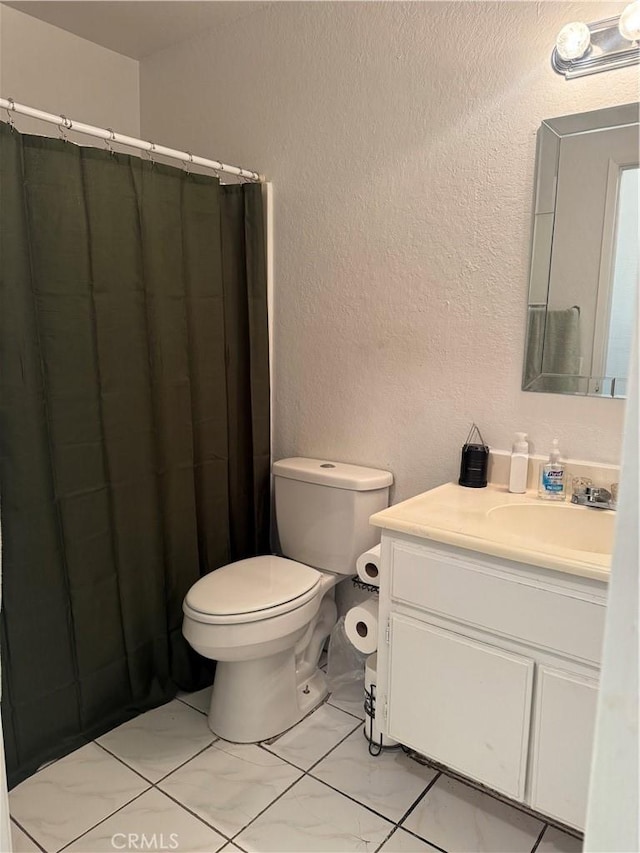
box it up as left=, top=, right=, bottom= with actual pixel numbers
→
left=459, top=423, right=489, bottom=488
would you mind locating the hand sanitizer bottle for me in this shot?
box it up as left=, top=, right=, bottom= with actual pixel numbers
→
left=508, top=432, right=529, bottom=494
left=538, top=439, right=566, bottom=501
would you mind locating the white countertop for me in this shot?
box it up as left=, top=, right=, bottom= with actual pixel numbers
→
left=370, top=482, right=612, bottom=583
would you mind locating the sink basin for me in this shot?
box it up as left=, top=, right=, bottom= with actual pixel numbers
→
left=371, top=482, right=614, bottom=579
left=487, top=503, right=614, bottom=555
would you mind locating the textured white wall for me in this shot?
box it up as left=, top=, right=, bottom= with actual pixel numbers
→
left=0, top=4, right=140, bottom=137
left=140, top=1, right=637, bottom=501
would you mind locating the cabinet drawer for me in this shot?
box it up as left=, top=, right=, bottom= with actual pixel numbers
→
left=388, top=615, right=534, bottom=799
left=391, top=543, right=605, bottom=663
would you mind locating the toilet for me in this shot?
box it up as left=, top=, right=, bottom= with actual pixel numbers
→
left=182, top=457, right=392, bottom=742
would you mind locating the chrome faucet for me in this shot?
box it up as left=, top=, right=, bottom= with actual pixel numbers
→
left=571, top=483, right=618, bottom=510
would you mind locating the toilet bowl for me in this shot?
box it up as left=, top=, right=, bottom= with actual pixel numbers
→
left=182, top=457, right=393, bottom=743
left=183, top=555, right=339, bottom=742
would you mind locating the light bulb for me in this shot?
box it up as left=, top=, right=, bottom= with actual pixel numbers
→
left=619, top=0, right=640, bottom=41
left=555, top=21, right=591, bottom=61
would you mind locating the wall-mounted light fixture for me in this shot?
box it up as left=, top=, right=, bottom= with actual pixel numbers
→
left=552, top=1, right=640, bottom=78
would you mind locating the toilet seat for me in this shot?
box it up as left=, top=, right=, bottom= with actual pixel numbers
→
left=183, top=556, right=322, bottom=625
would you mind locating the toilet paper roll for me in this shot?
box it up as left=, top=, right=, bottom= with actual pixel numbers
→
left=344, top=598, right=379, bottom=654
left=356, top=544, right=381, bottom=588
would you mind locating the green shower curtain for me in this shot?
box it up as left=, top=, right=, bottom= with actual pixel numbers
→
left=0, top=121, right=270, bottom=787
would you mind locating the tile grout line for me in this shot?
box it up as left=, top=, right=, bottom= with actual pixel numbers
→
left=394, top=770, right=569, bottom=853
left=152, top=721, right=362, bottom=850
left=10, top=817, right=47, bottom=853
left=227, top=772, right=307, bottom=846
left=12, top=744, right=153, bottom=853
left=258, top=716, right=363, bottom=772
left=530, top=823, right=549, bottom=853
left=420, top=756, right=569, bottom=834
left=150, top=783, right=238, bottom=848
left=392, top=771, right=453, bottom=853
left=371, top=764, right=433, bottom=853
left=303, top=726, right=355, bottom=775
left=95, top=733, right=220, bottom=787
left=260, top=697, right=363, bottom=747
left=298, top=717, right=365, bottom=773
left=152, top=737, right=221, bottom=785
left=239, top=726, right=445, bottom=845
left=145, top=721, right=399, bottom=848
left=396, top=770, right=442, bottom=828
left=544, top=821, right=584, bottom=842
left=12, top=735, right=101, bottom=787
left=226, top=724, right=383, bottom=846
left=56, top=787, right=152, bottom=853
left=21, top=696, right=210, bottom=786
left=299, top=772, right=401, bottom=828
left=386, top=764, right=558, bottom=853
left=259, top=699, right=358, bottom=749
left=91, top=709, right=361, bottom=848
left=325, top=696, right=367, bottom=721
left=373, top=824, right=401, bottom=853
left=174, top=695, right=210, bottom=715
left=92, top=740, right=162, bottom=786
left=301, top=723, right=440, bottom=819
left=180, top=686, right=364, bottom=727
left=408, top=754, right=580, bottom=841
left=392, top=824, right=449, bottom=853
left=55, top=738, right=227, bottom=852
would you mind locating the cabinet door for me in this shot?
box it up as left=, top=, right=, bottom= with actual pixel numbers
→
left=530, top=666, right=598, bottom=829
left=388, top=615, right=534, bottom=799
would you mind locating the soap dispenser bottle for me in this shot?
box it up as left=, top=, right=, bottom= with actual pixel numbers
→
left=538, top=439, right=566, bottom=501
left=508, top=432, right=528, bottom=494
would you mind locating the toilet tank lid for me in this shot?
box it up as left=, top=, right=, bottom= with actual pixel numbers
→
left=273, top=457, right=393, bottom=491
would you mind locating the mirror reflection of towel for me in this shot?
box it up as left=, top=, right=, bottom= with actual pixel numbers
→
left=524, top=306, right=581, bottom=392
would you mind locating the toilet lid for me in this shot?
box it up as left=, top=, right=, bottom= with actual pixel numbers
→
left=185, top=556, right=322, bottom=617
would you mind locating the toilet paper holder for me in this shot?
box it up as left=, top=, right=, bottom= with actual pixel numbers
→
left=364, top=682, right=384, bottom=756
left=352, top=577, right=379, bottom=594
left=364, top=654, right=400, bottom=756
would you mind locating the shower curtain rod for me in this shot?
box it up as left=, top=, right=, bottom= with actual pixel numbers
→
left=1, top=97, right=266, bottom=183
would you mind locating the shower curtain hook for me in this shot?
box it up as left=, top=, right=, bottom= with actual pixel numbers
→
left=105, top=128, right=116, bottom=156
left=183, top=152, right=194, bottom=175
left=5, top=97, right=16, bottom=131
left=58, top=115, right=72, bottom=142
left=146, top=141, right=156, bottom=166
left=212, top=163, right=224, bottom=184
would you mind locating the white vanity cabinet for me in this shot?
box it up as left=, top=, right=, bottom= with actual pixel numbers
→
left=375, top=532, right=607, bottom=831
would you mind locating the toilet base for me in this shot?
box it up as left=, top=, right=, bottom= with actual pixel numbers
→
left=207, top=650, right=328, bottom=742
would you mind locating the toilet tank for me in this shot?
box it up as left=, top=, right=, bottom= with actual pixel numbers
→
left=273, top=458, right=393, bottom=575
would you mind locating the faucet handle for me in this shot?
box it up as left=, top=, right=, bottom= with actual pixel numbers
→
left=571, top=476, right=593, bottom=496
left=585, top=486, right=611, bottom=503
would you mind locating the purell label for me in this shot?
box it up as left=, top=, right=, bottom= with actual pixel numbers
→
left=543, top=469, right=564, bottom=492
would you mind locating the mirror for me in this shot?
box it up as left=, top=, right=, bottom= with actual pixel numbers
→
left=523, top=103, right=639, bottom=398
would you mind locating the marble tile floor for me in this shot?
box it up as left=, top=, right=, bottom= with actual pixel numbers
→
left=9, top=686, right=584, bottom=853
